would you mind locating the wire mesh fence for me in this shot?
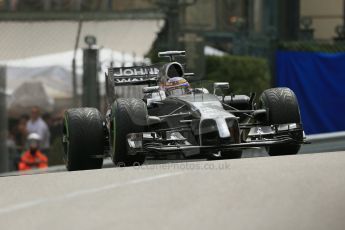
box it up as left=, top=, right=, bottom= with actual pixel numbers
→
left=0, top=13, right=163, bottom=170
left=0, top=0, right=157, bottom=12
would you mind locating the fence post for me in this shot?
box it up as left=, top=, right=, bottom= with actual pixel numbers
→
left=82, top=47, right=100, bottom=109
left=0, top=66, right=8, bottom=173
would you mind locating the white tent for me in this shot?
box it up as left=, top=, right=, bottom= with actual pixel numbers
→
left=0, top=20, right=164, bottom=60
left=0, top=19, right=163, bottom=116
left=3, top=48, right=150, bottom=100
left=204, top=46, right=227, bottom=56
left=2, top=48, right=149, bottom=74
left=6, top=65, right=74, bottom=99
left=8, top=81, right=54, bottom=116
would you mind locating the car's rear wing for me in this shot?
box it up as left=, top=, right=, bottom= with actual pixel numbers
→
left=105, top=50, right=189, bottom=101
left=107, top=64, right=164, bottom=86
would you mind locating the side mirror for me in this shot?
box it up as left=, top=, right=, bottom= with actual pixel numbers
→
left=158, top=51, right=186, bottom=61
left=143, top=86, right=160, bottom=94
left=213, top=82, right=230, bottom=95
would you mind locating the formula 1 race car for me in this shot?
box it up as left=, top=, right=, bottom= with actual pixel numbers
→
left=62, top=51, right=307, bottom=171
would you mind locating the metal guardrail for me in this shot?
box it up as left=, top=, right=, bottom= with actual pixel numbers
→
left=1, top=131, right=345, bottom=176
left=299, top=131, right=345, bottom=154
left=242, top=131, right=345, bottom=157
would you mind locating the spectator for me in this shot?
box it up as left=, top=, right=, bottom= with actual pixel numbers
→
left=14, top=114, right=29, bottom=153
left=26, top=106, right=51, bottom=157
left=18, top=133, right=48, bottom=171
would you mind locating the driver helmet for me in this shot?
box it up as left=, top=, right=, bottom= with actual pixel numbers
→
left=27, top=133, right=41, bottom=150
left=164, top=77, right=191, bottom=96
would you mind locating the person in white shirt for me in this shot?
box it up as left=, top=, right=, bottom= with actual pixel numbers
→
left=26, top=106, right=51, bottom=156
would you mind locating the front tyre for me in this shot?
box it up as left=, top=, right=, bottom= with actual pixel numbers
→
left=259, top=87, right=303, bottom=156
left=110, top=98, right=147, bottom=167
left=63, top=108, right=104, bottom=171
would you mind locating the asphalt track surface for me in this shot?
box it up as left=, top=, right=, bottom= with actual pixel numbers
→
left=0, top=151, right=345, bottom=230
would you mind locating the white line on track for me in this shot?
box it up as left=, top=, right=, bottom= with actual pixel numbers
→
left=0, top=171, right=186, bottom=215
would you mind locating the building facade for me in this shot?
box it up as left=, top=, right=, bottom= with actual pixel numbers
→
left=301, top=0, right=344, bottom=40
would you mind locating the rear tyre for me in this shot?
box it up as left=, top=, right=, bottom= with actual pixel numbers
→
left=63, top=108, right=104, bottom=171
left=259, top=87, right=302, bottom=156
left=110, top=98, right=147, bottom=167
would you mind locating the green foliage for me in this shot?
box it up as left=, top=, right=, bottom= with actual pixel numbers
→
left=205, top=55, right=271, bottom=95
left=278, top=41, right=345, bottom=52
left=145, top=46, right=161, bottom=64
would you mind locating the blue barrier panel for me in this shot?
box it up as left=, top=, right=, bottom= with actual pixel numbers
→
left=276, top=51, right=345, bottom=134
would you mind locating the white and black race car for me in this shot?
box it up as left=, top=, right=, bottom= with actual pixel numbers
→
left=62, top=51, right=307, bottom=171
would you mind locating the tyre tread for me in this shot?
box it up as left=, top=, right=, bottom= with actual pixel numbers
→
left=63, top=108, right=104, bottom=171
left=259, top=88, right=302, bottom=156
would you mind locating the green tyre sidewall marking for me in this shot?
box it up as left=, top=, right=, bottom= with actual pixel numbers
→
left=63, top=113, right=70, bottom=163
left=112, top=102, right=117, bottom=159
